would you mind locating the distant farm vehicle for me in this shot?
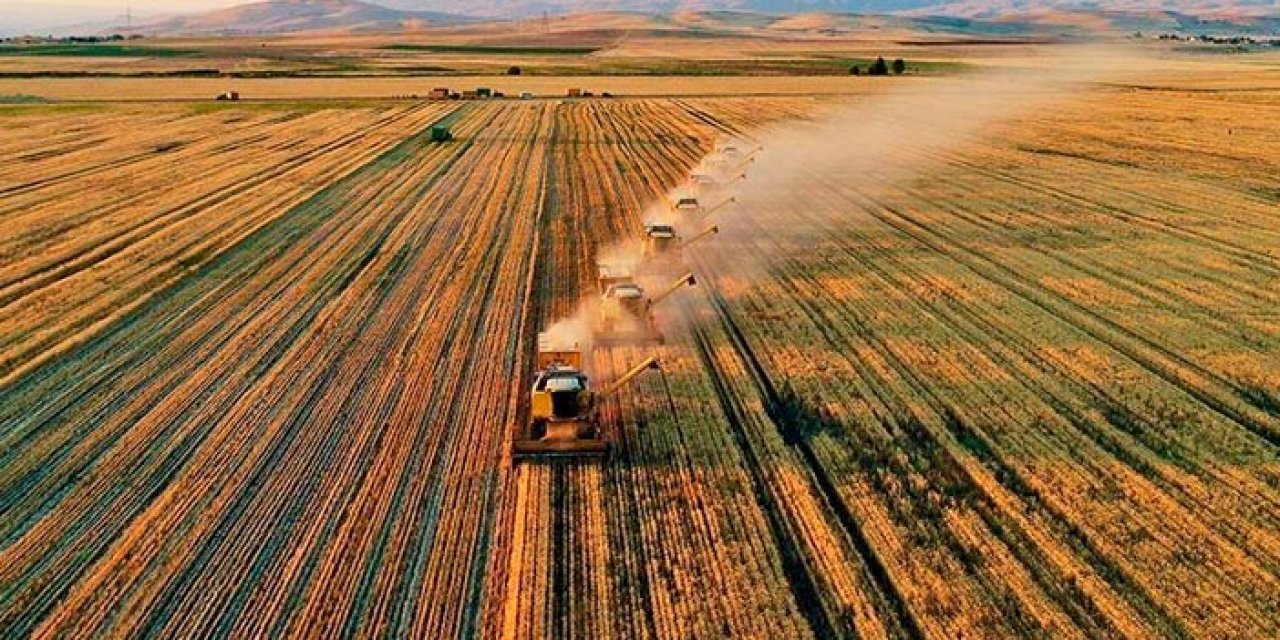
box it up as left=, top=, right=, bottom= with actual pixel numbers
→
left=431, top=125, right=453, bottom=142
left=215, top=91, right=240, bottom=101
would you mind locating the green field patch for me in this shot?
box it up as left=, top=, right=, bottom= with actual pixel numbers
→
left=0, top=44, right=199, bottom=58
left=0, top=94, right=48, bottom=104
left=0, top=103, right=106, bottom=116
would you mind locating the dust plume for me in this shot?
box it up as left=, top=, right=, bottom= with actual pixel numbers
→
left=538, top=300, right=592, bottom=361
left=679, top=45, right=1150, bottom=273
left=595, top=240, right=644, bottom=274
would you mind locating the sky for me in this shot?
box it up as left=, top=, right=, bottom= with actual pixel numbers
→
left=2, top=0, right=245, bottom=34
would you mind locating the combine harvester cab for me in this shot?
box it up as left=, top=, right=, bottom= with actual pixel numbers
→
left=671, top=197, right=703, bottom=216
left=513, top=333, right=661, bottom=461
left=688, top=171, right=748, bottom=199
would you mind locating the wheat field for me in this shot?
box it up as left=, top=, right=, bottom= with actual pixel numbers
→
left=2, top=62, right=1279, bottom=638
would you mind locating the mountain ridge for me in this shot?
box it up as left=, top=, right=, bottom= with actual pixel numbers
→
left=139, top=0, right=475, bottom=35
left=129, top=0, right=1280, bottom=36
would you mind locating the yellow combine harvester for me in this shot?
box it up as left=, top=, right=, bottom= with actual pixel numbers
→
left=688, top=172, right=745, bottom=191
left=715, top=144, right=762, bottom=163
left=512, top=333, right=660, bottom=460
left=596, top=272, right=696, bottom=346
left=642, top=223, right=719, bottom=260
left=671, top=196, right=735, bottom=219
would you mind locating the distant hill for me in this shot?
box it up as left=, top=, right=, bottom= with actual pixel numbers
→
left=133, top=0, right=1280, bottom=37
left=376, top=0, right=1280, bottom=23
left=139, top=0, right=474, bottom=35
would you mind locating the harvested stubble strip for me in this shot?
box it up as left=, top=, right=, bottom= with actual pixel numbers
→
left=0, top=108, right=353, bottom=232
left=35, top=113, right=471, bottom=634
left=0, top=111, right=461, bottom=501
left=0, top=109, right=198, bottom=187
left=0, top=104, right=452, bottom=385
left=162, top=103, right=546, bottom=638
left=14, top=119, right=467, bottom=640
left=408, top=109, right=552, bottom=638
left=6, top=106, right=471, bottom=588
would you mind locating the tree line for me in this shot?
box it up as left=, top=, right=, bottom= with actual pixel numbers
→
left=850, top=57, right=907, bottom=76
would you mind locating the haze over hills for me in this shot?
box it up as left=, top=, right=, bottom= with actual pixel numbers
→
left=375, top=0, right=1280, bottom=18
left=136, top=0, right=473, bottom=34
left=7, top=0, right=1274, bottom=36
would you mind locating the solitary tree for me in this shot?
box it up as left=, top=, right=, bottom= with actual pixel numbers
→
left=869, top=57, right=889, bottom=76
left=892, top=58, right=906, bottom=75
left=849, top=65, right=861, bottom=76
left=507, top=65, right=522, bottom=76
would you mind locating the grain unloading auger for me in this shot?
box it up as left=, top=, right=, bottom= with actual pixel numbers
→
left=512, top=334, right=661, bottom=460
left=596, top=272, right=697, bottom=346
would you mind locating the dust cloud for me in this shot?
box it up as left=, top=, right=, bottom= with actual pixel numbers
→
left=552, top=46, right=1148, bottom=349
left=539, top=301, right=592, bottom=355
left=677, top=45, right=1148, bottom=272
